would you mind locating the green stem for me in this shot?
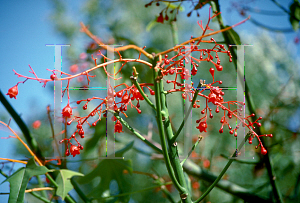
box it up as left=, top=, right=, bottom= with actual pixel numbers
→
left=161, top=187, right=176, bottom=203
left=152, top=56, right=192, bottom=202
left=194, top=134, right=251, bottom=203
left=152, top=56, right=188, bottom=200
left=160, top=74, right=192, bottom=202
left=220, top=154, right=261, bottom=164
left=112, top=111, right=162, bottom=154
left=0, top=169, right=8, bottom=178
left=181, top=136, right=203, bottom=166
left=30, top=191, right=54, bottom=203
left=37, top=175, right=48, bottom=198
left=71, top=178, right=92, bottom=203
left=130, top=76, right=156, bottom=110
left=183, top=158, right=273, bottom=202
left=172, top=81, right=203, bottom=143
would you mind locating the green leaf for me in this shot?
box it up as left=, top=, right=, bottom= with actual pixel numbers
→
left=223, top=25, right=241, bottom=46
left=55, top=169, right=84, bottom=200
left=289, top=1, right=300, bottom=31
left=77, top=141, right=134, bottom=201
left=1, top=157, right=51, bottom=203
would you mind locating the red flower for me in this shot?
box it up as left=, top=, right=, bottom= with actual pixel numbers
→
left=121, top=93, right=129, bottom=104
left=32, top=120, right=41, bottom=129
left=62, top=104, right=73, bottom=118
left=196, top=121, right=207, bottom=133
left=203, top=159, right=210, bottom=168
left=208, top=92, right=217, bottom=103
left=208, top=87, right=224, bottom=104
left=115, top=120, right=123, bottom=133
left=261, top=146, right=267, bottom=155
left=157, top=13, right=164, bottom=23
left=192, top=181, right=200, bottom=190
left=70, top=145, right=80, bottom=157
left=6, top=85, right=18, bottom=99
left=69, top=64, right=78, bottom=73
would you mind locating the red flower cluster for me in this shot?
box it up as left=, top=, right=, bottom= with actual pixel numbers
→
left=7, top=12, right=271, bottom=157
left=208, top=86, right=224, bottom=104
left=65, top=144, right=83, bottom=157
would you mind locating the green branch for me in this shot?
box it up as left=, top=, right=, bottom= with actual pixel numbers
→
left=71, top=178, right=92, bottom=203
left=194, top=134, right=251, bottom=202
left=30, top=191, right=55, bottom=203
left=112, top=110, right=162, bottom=154
left=181, top=136, right=203, bottom=166
left=130, top=76, right=156, bottom=110
left=152, top=56, right=190, bottom=201
left=158, top=66, right=192, bottom=202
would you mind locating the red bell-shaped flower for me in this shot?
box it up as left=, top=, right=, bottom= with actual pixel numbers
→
left=115, top=120, right=123, bottom=133
left=62, top=104, right=73, bottom=118
left=196, top=121, right=207, bottom=133
left=6, top=85, right=18, bottom=99
left=70, top=145, right=80, bottom=157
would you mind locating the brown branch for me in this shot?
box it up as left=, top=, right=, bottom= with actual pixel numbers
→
left=80, top=22, right=154, bottom=59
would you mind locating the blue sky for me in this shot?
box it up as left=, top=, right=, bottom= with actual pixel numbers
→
left=0, top=0, right=299, bottom=202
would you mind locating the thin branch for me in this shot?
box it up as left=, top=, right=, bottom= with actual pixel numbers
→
left=156, top=16, right=250, bottom=56
left=0, top=158, right=27, bottom=164
left=180, top=136, right=203, bottom=166
left=0, top=90, right=44, bottom=160
left=80, top=22, right=154, bottom=59
left=25, top=187, right=54, bottom=193
left=130, top=75, right=156, bottom=110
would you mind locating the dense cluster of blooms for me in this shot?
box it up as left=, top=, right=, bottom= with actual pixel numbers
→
left=6, top=9, right=272, bottom=157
